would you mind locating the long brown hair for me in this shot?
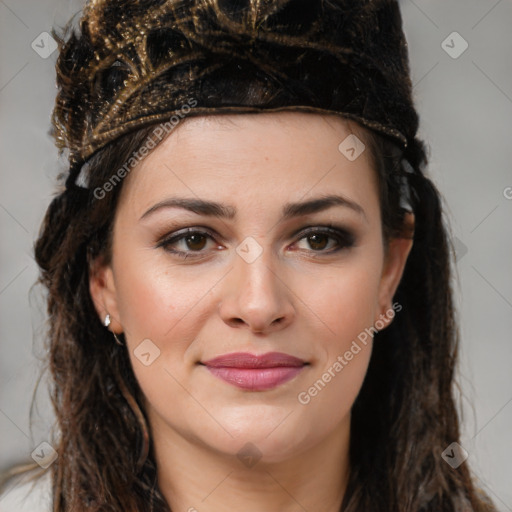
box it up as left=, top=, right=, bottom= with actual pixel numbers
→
left=1, top=12, right=497, bottom=512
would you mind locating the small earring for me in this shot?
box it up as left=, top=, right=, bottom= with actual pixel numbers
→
left=112, top=332, right=124, bottom=346
left=103, top=313, right=124, bottom=346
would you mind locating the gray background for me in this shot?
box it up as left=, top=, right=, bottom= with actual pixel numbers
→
left=1, top=0, right=511, bottom=509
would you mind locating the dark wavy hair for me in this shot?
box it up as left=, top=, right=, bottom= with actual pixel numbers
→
left=0, top=10, right=497, bottom=512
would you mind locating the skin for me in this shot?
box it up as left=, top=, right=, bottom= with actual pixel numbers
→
left=90, top=112, right=414, bottom=512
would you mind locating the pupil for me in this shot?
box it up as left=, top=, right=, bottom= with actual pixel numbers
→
left=309, top=234, right=327, bottom=250
left=187, top=234, right=206, bottom=250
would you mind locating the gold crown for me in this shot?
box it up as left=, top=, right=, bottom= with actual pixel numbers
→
left=51, top=0, right=420, bottom=179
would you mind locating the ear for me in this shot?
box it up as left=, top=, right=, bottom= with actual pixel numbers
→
left=375, top=212, right=414, bottom=327
left=89, top=255, right=123, bottom=333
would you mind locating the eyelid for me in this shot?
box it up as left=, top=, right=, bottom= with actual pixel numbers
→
left=291, top=224, right=354, bottom=242
left=155, top=223, right=353, bottom=245
left=155, top=226, right=218, bottom=248
left=155, top=223, right=356, bottom=258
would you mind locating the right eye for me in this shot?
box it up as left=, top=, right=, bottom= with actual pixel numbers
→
left=157, top=228, right=222, bottom=259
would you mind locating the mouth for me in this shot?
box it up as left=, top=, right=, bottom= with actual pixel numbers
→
left=200, top=352, right=309, bottom=391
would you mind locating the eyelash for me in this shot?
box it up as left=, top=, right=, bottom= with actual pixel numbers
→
left=156, top=224, right=355, bottom=260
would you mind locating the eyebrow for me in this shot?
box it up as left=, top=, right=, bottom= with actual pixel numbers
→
left=140, top=194, right=367, bottom=222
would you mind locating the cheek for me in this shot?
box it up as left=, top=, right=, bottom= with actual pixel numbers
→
left=111, top=251, right=210, bottom=416
left=112, top=247, right=213, bottom=343
left=111, top=248, right=229, bottom=396
left=292, top=250, right=382, bottom=416
left=304, top=250, right=383, bottom=348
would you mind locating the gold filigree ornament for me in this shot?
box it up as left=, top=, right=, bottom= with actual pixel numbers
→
left=50, top=0, right=424, bottom=189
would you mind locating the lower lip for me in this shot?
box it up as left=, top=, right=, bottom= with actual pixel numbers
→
left=205, top=366, right=305, bottom=391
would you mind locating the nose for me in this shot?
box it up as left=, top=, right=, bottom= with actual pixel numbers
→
left=217, top=243, right=295, bottom=335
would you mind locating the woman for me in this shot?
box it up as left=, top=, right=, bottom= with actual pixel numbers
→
left=0, top=0, right=497, bottom=510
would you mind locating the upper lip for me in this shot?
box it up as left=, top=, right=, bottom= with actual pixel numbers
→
left=201, top=352, right=307, bottom=368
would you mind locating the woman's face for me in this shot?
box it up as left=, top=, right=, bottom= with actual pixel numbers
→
left=91, top=112, right=412, bottom=464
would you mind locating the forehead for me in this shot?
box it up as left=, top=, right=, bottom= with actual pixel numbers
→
left=117, top=111, right=379, bottom=219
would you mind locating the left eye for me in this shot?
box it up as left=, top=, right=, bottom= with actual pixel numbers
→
left=157, top=226, right=354, bottom=259
left=295, top=230, right=340, bottom=251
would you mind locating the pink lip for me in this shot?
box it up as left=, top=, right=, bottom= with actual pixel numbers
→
left=201, top=352, right=307, bottom=391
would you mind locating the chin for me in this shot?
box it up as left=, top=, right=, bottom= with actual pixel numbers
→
left=195, top=405, right=318, bottom=464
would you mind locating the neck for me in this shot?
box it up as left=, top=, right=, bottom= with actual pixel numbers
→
left=149, top=414, right=351, bottom=512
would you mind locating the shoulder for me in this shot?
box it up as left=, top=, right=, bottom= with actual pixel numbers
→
left=0, top=470, right=52, bottom=512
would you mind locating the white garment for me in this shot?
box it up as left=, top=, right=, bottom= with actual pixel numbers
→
left=0, top=470, right=52, bottom=512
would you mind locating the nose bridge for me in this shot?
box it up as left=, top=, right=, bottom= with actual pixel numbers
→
left=219, top=235, right=294, bottom=332
left=238, top=236, right=279, bottom=299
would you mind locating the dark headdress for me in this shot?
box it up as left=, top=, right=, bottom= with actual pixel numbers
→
left=51, top=0, right=425, bottom=189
